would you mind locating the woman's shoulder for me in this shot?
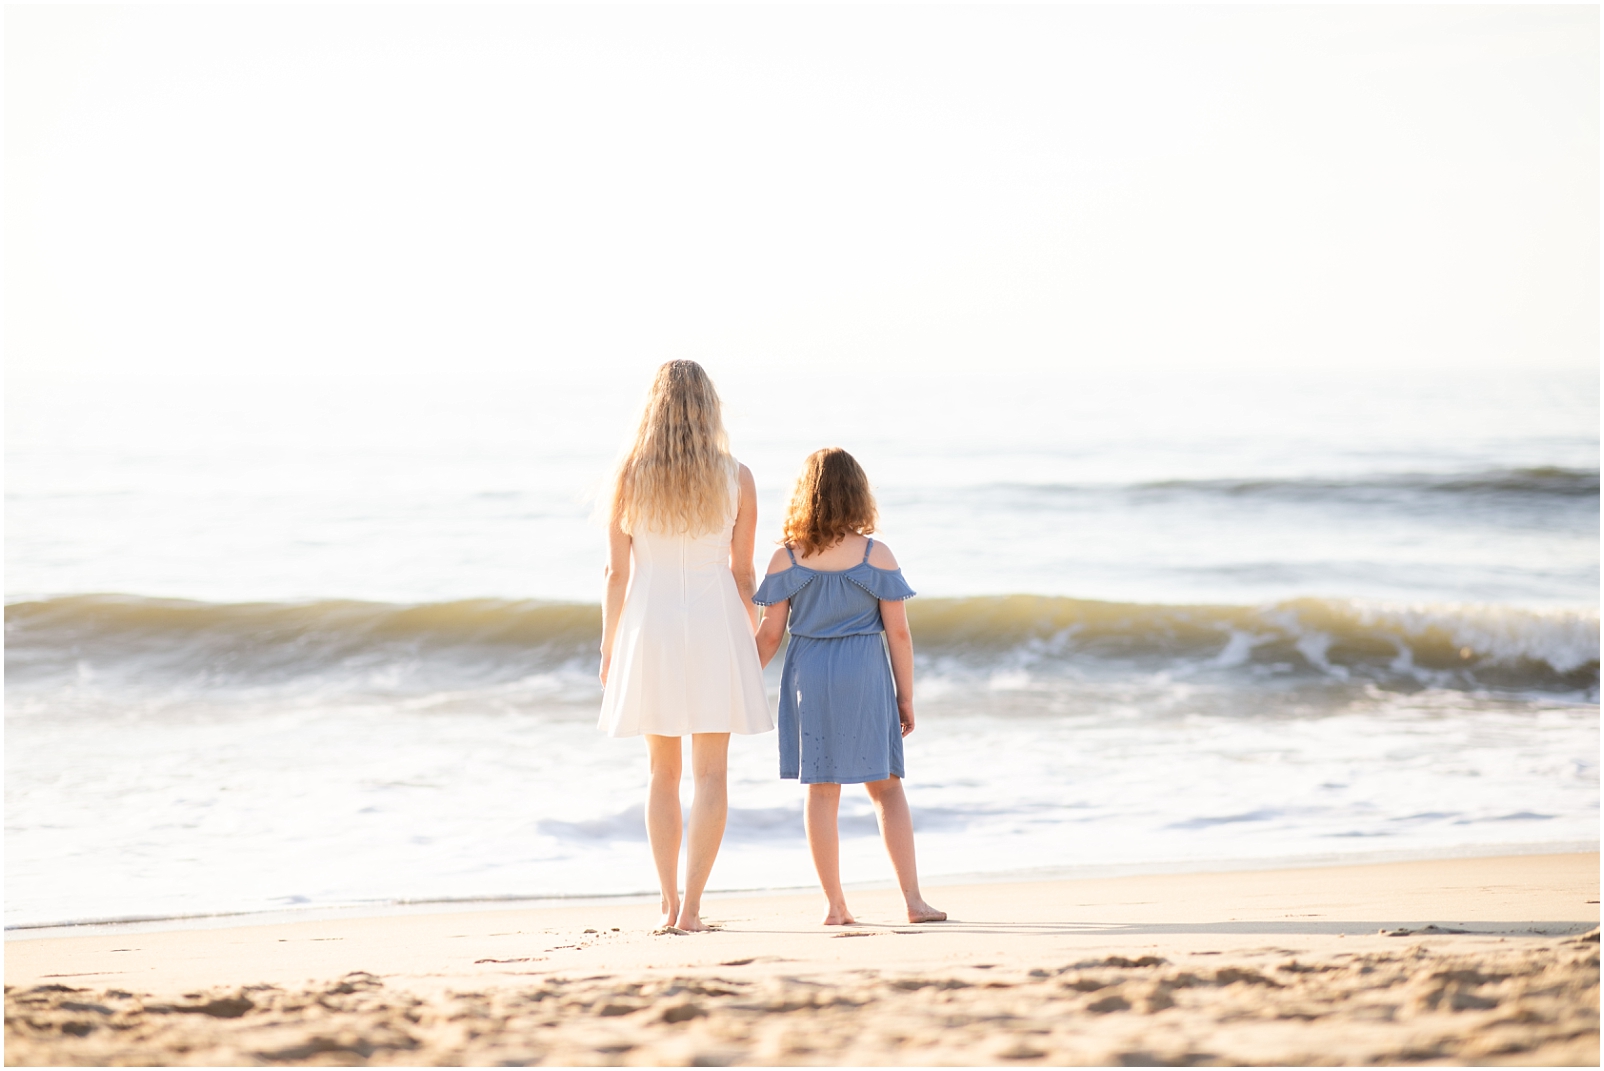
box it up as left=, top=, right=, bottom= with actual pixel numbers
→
left=866, top=538, right=899, bottom=570
left=733, top=460, right=755, bottom=498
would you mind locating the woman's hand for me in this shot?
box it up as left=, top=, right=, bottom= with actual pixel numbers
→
left=898, top=700, right=915, bottom=737
left=599, top=654, right=611, bottom=687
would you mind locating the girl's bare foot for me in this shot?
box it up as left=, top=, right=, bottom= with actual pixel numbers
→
left=822, top=905, right=857, bottom=926
left=907, top=899, right=946, bottom=923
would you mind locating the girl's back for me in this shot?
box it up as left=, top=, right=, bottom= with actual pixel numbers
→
left=754, top=534, right=914, bottom=785
left=767, top=536, right=913, bottom=639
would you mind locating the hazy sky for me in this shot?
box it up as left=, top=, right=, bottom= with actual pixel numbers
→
left=7, top=5, right=1598, bottom=383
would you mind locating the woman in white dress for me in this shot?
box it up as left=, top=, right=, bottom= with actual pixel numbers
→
left=598, top=360, right=772, bottom=932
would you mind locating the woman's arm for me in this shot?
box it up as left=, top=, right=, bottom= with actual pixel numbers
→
left=729, top=463, right=759, bottom=631
left=881, top=598, right=916, bottom=737
left=599, top=519, right=632, bottom=685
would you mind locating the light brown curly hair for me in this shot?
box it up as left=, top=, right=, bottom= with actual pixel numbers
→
left=781, top=447, right=878, bottom=557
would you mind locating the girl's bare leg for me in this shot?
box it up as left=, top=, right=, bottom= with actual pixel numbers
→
left=676, top=732, right=729, bottom=932
left=805, top=783, right=855, bottom=925
left=644, top=734, right=683, bottom=928
left=865, top=776, right=946, bottom=923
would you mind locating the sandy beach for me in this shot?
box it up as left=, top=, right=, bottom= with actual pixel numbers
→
left=5, top=852, right=1597, bottom=1066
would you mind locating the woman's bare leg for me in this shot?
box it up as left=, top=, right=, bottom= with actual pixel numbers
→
left=643, top=734, right=683, bottom=928
left=676, top=732, right=729, bottom=932
left=865, top=776, right=946, bottom=923
left=805, top=783, right=855, bottom=925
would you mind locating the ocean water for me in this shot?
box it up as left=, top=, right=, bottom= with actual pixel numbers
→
left=6, top=366, right=1598, bottom=928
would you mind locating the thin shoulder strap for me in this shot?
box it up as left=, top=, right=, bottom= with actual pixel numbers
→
left=785, top=544, right=798, bottom=566
left=861, top=537, right=874, bottom=564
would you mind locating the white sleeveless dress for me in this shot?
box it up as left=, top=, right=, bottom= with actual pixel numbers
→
left=598, top=478, right=773, bottom=738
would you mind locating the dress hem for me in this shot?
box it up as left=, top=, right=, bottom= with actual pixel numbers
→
left=606, top=725, right=775, bottom=738
left=783, top=770, right=905, bottom=785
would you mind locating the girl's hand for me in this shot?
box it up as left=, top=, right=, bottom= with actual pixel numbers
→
left=898, top=701, right=915, bottom=737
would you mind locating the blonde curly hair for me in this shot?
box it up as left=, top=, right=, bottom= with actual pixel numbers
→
left=607, top=361, right=735, bottom=536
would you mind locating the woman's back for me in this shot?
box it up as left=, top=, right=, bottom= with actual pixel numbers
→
left=630, top=517, right=739, bottom=577
left=627, top=509, right=746, bottom=647
left=599, top=469, right=772, bottom=739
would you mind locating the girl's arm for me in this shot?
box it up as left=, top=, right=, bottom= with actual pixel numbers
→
left=881, top=598, right=916, bottom=736
left=869, top=540, right=916, bottom=736
left=729, top=464, right=759, bottom=631
left=754, top=546, right=793, bottom=668
left=755, top=599, right=789, bottom=668
left=599, top=519, right=632, bottom=685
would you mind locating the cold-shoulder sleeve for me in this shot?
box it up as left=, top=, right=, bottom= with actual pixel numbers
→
left=847, top=567, right=916, bottom=602
left=753, top=569, right=814, bottom=606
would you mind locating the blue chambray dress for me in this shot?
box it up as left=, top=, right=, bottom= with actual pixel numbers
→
left=752, top=538, right=916, bottom=784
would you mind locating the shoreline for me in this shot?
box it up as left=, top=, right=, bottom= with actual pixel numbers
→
left=7, top=852, right=1597, bottom=1066
left=9, top=839, right=1597, bottom=940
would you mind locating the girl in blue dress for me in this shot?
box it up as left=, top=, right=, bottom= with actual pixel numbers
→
left=753, top=448, right=946, bottom=926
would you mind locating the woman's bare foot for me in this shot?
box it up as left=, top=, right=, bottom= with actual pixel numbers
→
left=822, top=904, right=857, bottom=926
left=906, top=899, right=946, bottom=923
left=675, top=912, right=713, bottom=933
left=660, top=898, right=680, bottom=930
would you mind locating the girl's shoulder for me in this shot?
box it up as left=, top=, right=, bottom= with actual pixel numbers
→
left=765, top=546, right=795, bottom=574
left=866, top=538, right=899, bottom=571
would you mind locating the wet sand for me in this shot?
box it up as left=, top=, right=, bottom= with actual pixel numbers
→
left=6, top=853, right=1597, bottom=1065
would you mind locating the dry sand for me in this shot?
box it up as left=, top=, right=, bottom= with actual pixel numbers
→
left=5, top=853, right=1597, bottom=1066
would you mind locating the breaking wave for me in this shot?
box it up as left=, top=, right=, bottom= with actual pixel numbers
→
left=907, top=595, right=1598, bottom=693
left=7, top=593, right=1596, bottom=697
